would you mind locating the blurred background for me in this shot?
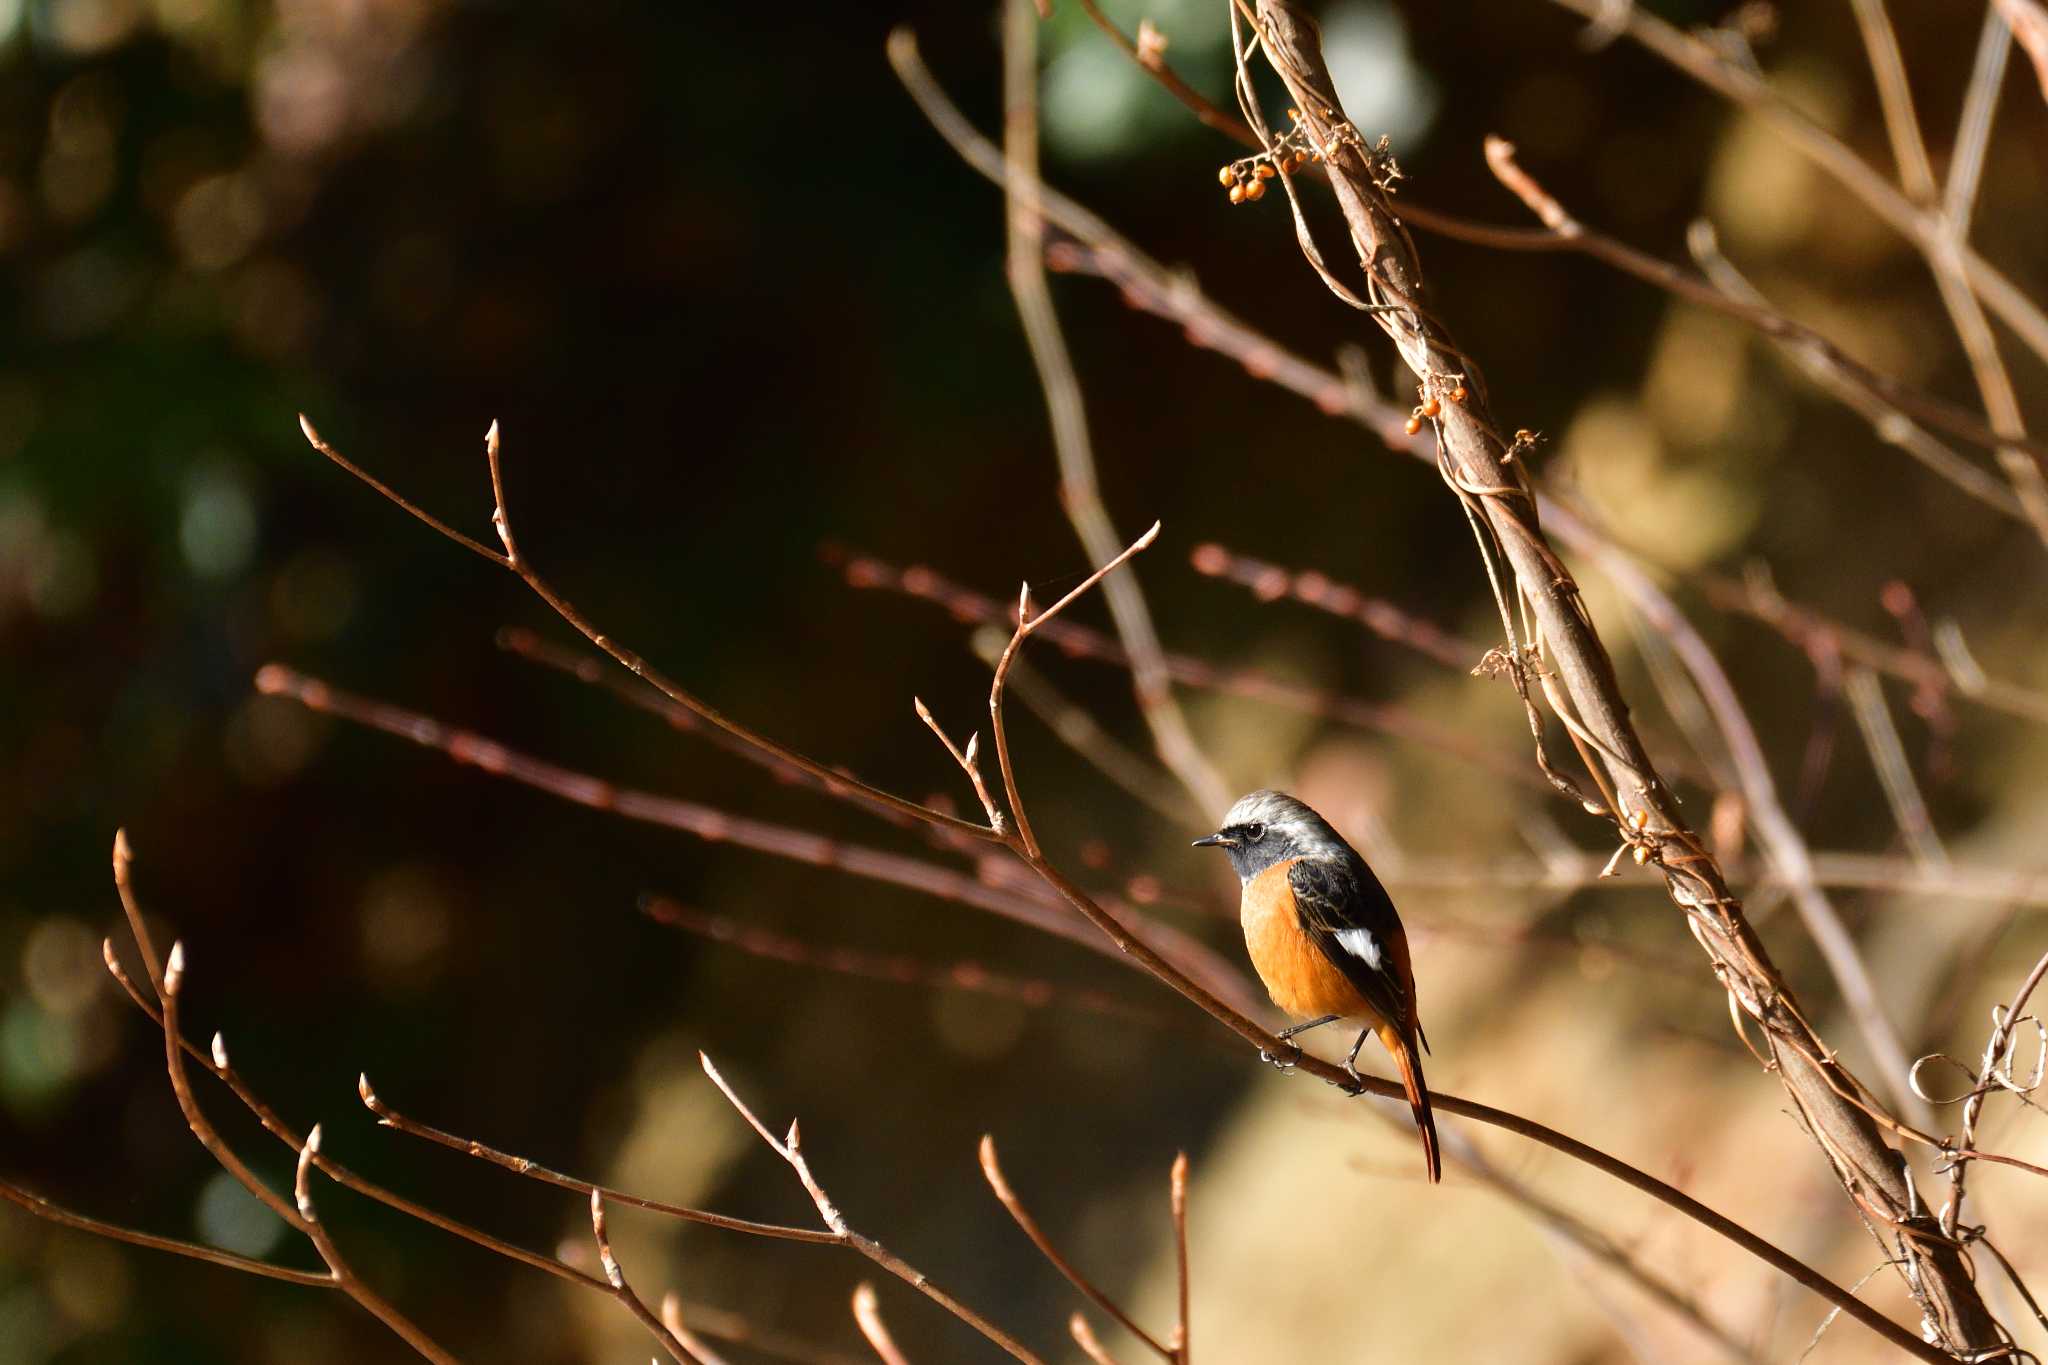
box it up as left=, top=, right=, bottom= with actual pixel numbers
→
left=2, top=0, right=2045, bottom=1359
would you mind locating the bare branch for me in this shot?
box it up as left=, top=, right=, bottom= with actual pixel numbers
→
left=699, top=1056, right=1049, bottom=1365
left=1000, top=0, right=1230, bottom=821
left=978, top=1135, right=1172, bottom=1359
left=1238, top=0, right=1995, bottom=1349
left=851, top=1284, right=913, bottom=1365
left=298, top=420, right=999, bottom=843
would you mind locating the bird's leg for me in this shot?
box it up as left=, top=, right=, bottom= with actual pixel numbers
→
left=1342, top=1027, right=1372, bottom=1089
left=1278, top=1014, right=1341, bottom=1042
left=1260, top=1014, right=1340, bottom=1071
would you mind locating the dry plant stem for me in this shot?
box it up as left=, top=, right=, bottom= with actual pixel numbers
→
left=1060, top=5, right=2041, bottom=485
left=1188, top=543, right=1480, bottom=668
left=1844, top=668, right=1951, bottom=874
left=1845, top=0, right=2048, bottom=539
left=253, top=663, right=1258, bottom=1017
left=640, top=895, right=1181, bottom=1030
left=1069, top=1314, right=1125, bottom=1365
left=852, top=1284, right=914, bottom=1365
left=302, top=410, right=1952, bottom=1355
left=1480, top=140, right=2037, bottom=526
left=1562, top=501, right=1929, bottom=1126
left=111, top=836, right=462, bottom=1364
left=0, top=1179, right=334, bottom=1287
left=300, top=417, right=993, bottom=845
left=357, top=1076, right=840, bottom=1245
left=1440, top=1127, right=1761, bottom=1365
left=836, top=548, right=1546, bottom=792
left=496, top=626, right=924, bottom=829
left=1001, top=0, right=1231, bottom=821
left=97, top=943, right=624, bottom=1297
left=979, top=1136, right=1173, bottom=1360
left=967, top=629, right=1199, bottom=823
left=1539, top=0, right=2048, bottom=376
left=589, top=1191, right=697, bottom=1365
left=1169, top=1152, right=1189, bottom=1363
left=698, top=1056, right=1049, bottom=1365
left=1243, top=0, right=1994, bottom=1350
left=1696, top=566, right=2048, bottom=728
left=1686, top=225, right=2024, bottom=519
left=661, top=1296, right=736, bottom=1365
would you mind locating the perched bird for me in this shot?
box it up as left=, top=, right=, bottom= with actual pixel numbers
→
left=1195, top=789, right=1440, bottom=1183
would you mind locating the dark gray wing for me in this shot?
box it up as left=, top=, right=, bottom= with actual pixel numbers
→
left=1287, top=857, right=1412, bottom=1033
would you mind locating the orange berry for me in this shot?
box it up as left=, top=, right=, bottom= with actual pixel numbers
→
left=1420, top=397, right=1441, bottom=418
left=1218, top=166, right=1235, bottom=187
left=1228, top=184, right=1245, bottom=205
left=1404, top=415, right=1422, bottom=436
left=1452, top=384, right=1468, bottom=403
left=1256, top=163, right=1274, bottom=179
left=1244, top=178, right=1266, bottom=201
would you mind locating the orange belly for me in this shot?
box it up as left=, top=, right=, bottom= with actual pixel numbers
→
left=1241, top=859, right=1381, bottom=1023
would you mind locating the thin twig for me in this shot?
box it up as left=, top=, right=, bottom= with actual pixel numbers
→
left=300, top=418, right=997, bottom=843
left=978, top=1135, right=1172, bottom=1360
left=254, top=663, right=1258, bottom=1016
left=699, top=1056, right=1049, bottom=1365
left=851, top=1284, right=913, bottom=1365
left=0, top=1179, right=335, bottom=1287
left=589, top=1190, right=696, bottom=1364
left=1843, top=668, right=1950, bottom=874
left=1001, top=0, right=1230, bottom=820
left=1169, top=1152, right=1189, bottom=1364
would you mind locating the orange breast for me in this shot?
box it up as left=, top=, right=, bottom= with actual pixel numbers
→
left=1241, top=859, right=1381, bottom=1023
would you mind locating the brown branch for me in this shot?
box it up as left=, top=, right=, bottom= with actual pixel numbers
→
left=300, top=418, right=995, bottom=844
left=495, top=626, right=926, bottom=828
left=1685, top=221, right=2026, bottom=520
left=1239, top=0, right=1996, bottom=1352
left=1069, top=1313, right=1126, bottom=1365
left=699, top=1056, right=1049, bottom=1365
left=116, top=830, right=462, bottom=1365
left=1169, top=1152, right=1189, bottom=1364
left=253, top=662, right=1258, bottom=1017
left=1479, top=139, right=2042, bottom=526
left=0, top=1178, right=335, bottom=1288
left=965, top=627, right=1199, bottom=824
left=1001, top=0, right=1231, bottom=821
left=638, top=894, right=1181, bottom=1030
left=660, top=1296, right=734, bottom=1365
left=1187, top=543, right=1479, bottom=669
left=589, top=1190, right=697, bottom=1364
left=1698, top=566, right=2048, bottom=728
left=851, top=1284, right=914, bottom=1365
left=1069, top=0, right=2047, bottom=483
left=831, top=546, right=1546, bottom=792
left=1538, top=0, right=2048, bottom=378
left=978, top=1135, right=1172, bottom=1360
left=358, top=1075, right=841, bottom=1246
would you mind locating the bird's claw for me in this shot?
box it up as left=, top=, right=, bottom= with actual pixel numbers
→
left=1343, top=1057, right=1368, bottom=1092
left=1259, top=1043, right=1304, bottom=1073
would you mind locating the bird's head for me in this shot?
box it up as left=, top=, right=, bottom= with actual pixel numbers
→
left=1192, top=789, right=1351, bottom=882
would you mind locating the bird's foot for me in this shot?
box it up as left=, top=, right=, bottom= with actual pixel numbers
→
left=1259, top=1042, right=1304, bottom=1073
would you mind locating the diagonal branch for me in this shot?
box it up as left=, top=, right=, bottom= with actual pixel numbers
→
left=1001, top=0, right=1231, bottom=821
left=1233, top=0, right=2000, bottom=1350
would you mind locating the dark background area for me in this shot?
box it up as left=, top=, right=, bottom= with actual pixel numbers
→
left=2, top=1, right=2044, bottom=1360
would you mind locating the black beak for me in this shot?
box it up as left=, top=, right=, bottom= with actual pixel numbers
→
left=1191, top=832, right=1236, bottom=848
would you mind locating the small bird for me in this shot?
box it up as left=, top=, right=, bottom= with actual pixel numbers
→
left=1195, top=789, right=1440, bottom=1183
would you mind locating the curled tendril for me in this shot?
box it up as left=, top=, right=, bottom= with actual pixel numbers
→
left=1910, top=1010, right=2048, bottom=1109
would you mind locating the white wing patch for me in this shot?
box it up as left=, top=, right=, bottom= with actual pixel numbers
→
left=1334, top=927, right=1383, bottom=970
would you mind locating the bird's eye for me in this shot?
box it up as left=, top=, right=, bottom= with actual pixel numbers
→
left=1246, top=823, right=1266, bottom=842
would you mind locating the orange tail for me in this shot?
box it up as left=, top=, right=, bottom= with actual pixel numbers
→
left=1378, top=1021, right=1441, bottom=1184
